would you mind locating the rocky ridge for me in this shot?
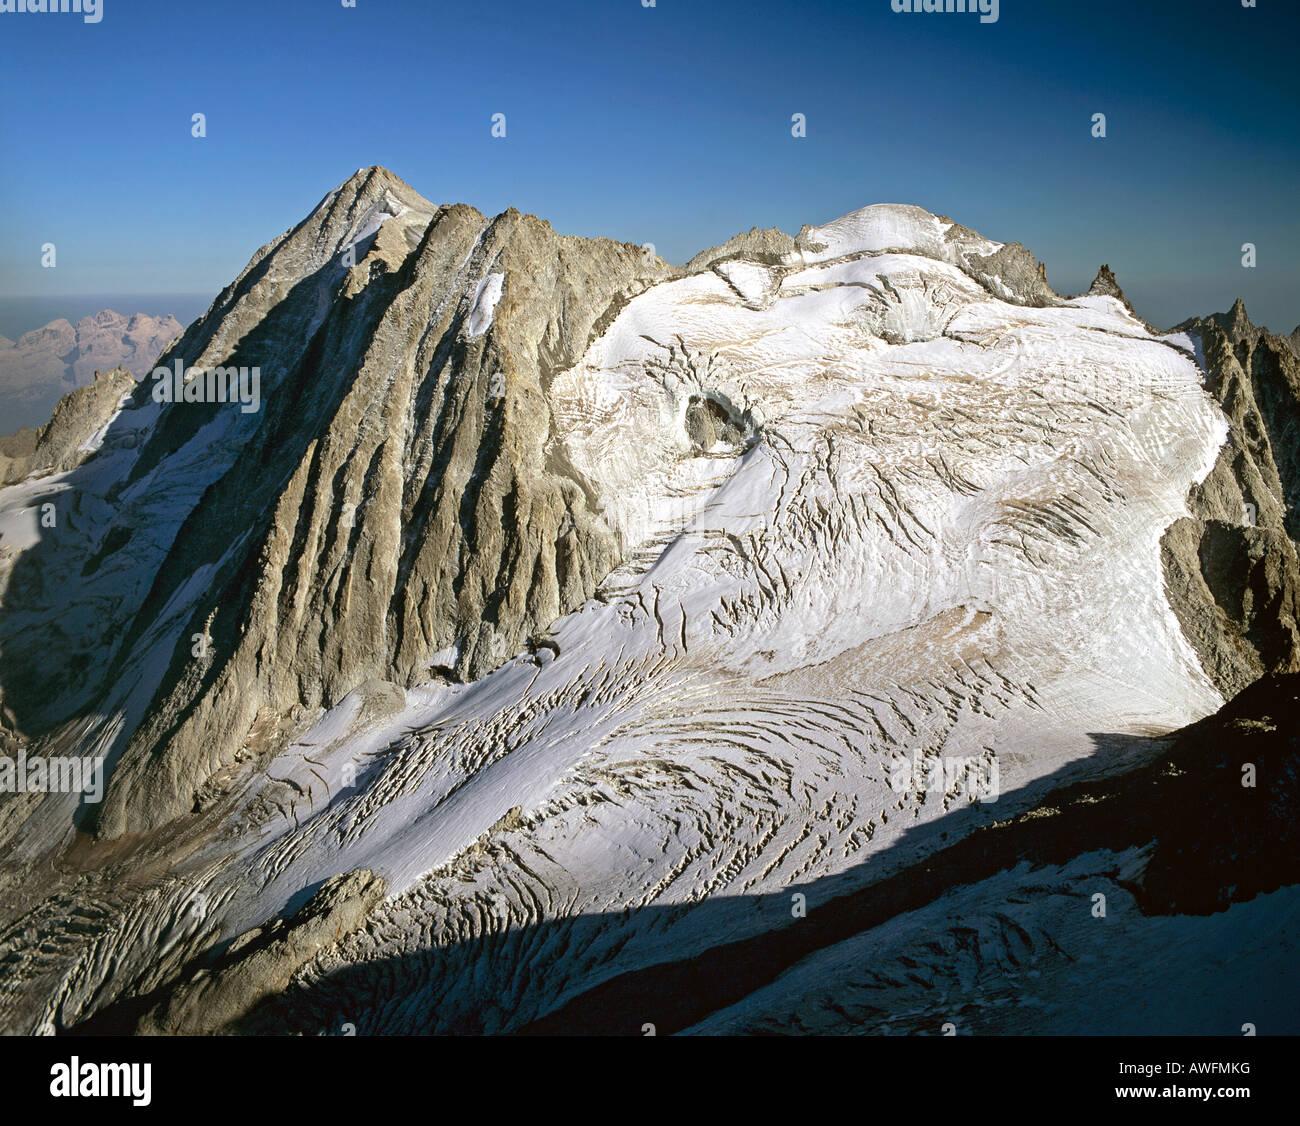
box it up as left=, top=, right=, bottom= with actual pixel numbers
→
left=1161, top=299, right=1300, bottom=697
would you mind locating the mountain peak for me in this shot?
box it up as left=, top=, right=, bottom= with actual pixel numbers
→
left=1088, top=264, right=1124, bottom=299
left=339, top=164, right=413, bottom=193
left=1206, top=297, right=1258, bottom=343
left=791, top=203, right=995, bottom=263
left=309, top=166, right=437, bottom=238
left=780, top=202, right=1057, bottom=306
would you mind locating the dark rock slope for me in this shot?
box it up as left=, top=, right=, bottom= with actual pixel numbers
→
left=1162, top=300, right=1300, bottom=698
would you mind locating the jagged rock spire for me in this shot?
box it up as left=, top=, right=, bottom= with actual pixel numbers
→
left=1088, top=264, right=1124, bottom=299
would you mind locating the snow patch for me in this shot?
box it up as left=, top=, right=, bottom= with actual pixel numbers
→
left=466, top=272, right=505, bottom=338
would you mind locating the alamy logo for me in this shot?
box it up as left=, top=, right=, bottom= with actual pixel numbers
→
left=0, top=751, right=105, bottom=802
left=892, top=0, right=999, bottom=24
left=50, top=1057, right=150, bottom=1107
left=889, top=751, right=1000, bottom=802
left=0, top=0, right=102, bottom=23
left=151, top=358, right=261, bottom=414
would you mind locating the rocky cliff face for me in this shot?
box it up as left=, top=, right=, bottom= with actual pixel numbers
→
left=0, top=169, right=1296, bottom=1036
left=100, top=170, right=668, bottom=839
left=1161, top=299, right=1300, bottom=697
left=0, top=367, right=136, bottom=486
left=4, top=168, right=668, bottom=841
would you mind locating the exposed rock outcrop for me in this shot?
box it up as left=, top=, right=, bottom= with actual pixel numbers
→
left=1087, top=264, right=1125, bottom=300
left=1162, top=301, right=1300, bottom=698
left=0, top=367, right=135, bottom=485
left=73, top=869, right=386, bottom=1036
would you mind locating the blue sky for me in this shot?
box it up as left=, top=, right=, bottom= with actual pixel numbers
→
left=1, top=0, right=1297, bottom=331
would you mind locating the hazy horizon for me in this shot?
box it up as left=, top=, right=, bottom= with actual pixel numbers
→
left=0, top=293, right=214, bottom=342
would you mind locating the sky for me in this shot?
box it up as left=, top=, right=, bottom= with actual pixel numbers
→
left=0, top=0, right=1297, bottom=332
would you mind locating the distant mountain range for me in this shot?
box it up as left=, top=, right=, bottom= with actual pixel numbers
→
left=0, top=309, right=183, bottom=433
